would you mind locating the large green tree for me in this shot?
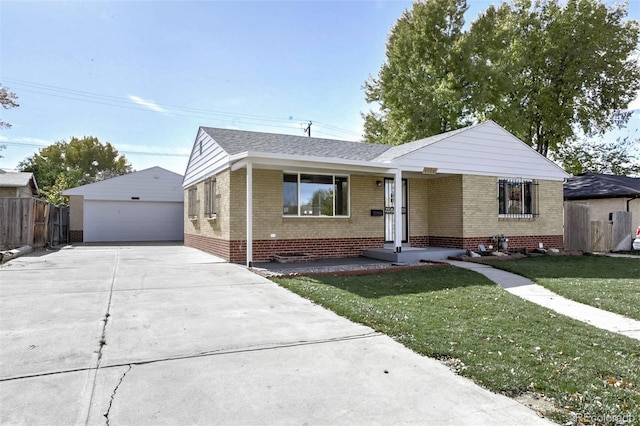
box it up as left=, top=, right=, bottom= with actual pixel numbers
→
left=469, top=0, right=640, bottom=156
left=363, top=0, right=470, bottom=145
left=363, top=0, right=640, bottom=157
left=0, top=84, right=19, bottom=157
left=18, top=136, right=132, bottom=204
left=552, top=136, right=640, bottom=176
left=0, top=84, right=18, bottom=129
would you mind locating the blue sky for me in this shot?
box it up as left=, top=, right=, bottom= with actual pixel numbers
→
left=1, top=0, right=639, bottom=175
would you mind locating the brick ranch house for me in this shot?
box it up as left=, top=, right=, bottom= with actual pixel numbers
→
left=182, top=120, right=570, bottom=265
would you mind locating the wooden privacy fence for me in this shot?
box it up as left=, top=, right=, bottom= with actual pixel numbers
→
left=0, top=198, right=69, bottom=250
left=564, top=203, right=633, bottom=252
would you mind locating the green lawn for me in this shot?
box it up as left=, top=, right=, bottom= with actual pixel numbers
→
left=480, top=256, right=640, bottom=321
left=272, top=266, right=640, bottom=425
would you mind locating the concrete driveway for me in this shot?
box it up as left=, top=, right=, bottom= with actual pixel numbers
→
left=0, top=244, right=550, bottom=425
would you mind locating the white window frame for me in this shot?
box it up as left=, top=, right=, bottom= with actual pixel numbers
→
left=283, top=172, right=350, bottom=218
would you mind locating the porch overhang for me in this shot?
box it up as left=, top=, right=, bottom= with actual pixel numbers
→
left=229, top=151, right=396, bottom=175
left=229, top=152, right=408, bottom=267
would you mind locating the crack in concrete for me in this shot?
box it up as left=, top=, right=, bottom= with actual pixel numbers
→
left=103, top=365, right=132, bottom=426
left=80, top=249, right=120, bottom=426
left=1, top=331, right=383, bottom=382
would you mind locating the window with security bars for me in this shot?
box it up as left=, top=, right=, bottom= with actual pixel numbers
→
left=498, top=179, right=538, bottom=218
left=204, top=178, right=216, bottom=218
left=187, top=186, right=198, bottom=218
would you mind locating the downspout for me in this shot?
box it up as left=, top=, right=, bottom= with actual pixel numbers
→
left=627, top=196, right=638, bottom=212
left=246, top=161, right=253, bottom=268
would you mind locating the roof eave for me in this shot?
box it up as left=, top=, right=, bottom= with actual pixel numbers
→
left=229, top=151, right=395, bottom=174
left=565, top=193, right=640, bottom=200
left=400, top=165, right=569, bottom=181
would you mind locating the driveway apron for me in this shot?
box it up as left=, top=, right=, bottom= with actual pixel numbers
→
left=0, top=245, right=550, bottom=425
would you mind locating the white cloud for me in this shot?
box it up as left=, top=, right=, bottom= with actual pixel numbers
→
left=627, top=90, right=640, bottom=112
left=0, top=135, right=52, bottom=145
left=128, top=95, right=167, bottom=113
left=117, top=143, right=190, bottom=156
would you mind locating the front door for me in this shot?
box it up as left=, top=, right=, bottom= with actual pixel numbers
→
left=384, top=178, right=408, bottom=243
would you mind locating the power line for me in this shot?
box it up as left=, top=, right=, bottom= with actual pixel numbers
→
left=0, top=141, right=189, bottom=157
left=2, top=77, right=362, bottom=139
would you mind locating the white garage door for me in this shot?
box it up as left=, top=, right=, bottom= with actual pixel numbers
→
left=84, top=200, right=183, bottom=242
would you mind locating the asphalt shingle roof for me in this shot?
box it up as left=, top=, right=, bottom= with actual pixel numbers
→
left=201, top=127, right=391, bottom=162
left=0, top=172, right=37, bottom=188
left=564, top=173, right=640, bottom=199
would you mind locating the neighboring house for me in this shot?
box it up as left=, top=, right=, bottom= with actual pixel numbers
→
left=183, top=120, right=570, bottom=265
left=62, top=167, right=184, bottom=243
left=0, top=171, right=39, bottom=198
left=564, top=173, right=640, bottom=245
left=0, top=171, right=65, bottom=250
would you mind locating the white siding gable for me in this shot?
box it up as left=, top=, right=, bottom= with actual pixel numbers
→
left=62, top=167, right=184, bottom=202
left=386, top=121, right=569, bottom=181
left=182, top=128, right=230, bottom=188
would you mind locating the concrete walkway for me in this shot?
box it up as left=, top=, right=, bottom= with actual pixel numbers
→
left=0, top=245, right=551, bottom=425
left=446, top=260, right=640, bottom=341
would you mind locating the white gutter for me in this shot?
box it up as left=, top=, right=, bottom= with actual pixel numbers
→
left=229, top=151, right=396, bottom=174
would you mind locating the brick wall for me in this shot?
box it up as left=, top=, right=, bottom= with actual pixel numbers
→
left=69, top=230, right=83, bottom=243
left=183, top=169, right=233, bottom=241
left=186, top=233, right=385, bottom=263
left=232, top=169, right=387, bottom=240
left=427, top=175, right=463, bottom=237
left=183, top=167, right=566, bottom=259
left=184, top=233, right=231, bottom=260
left=461, top=176, right=564, bottom=238
left=427, top=235, right=463, bottom=248
left=412, top=234, right=563, bottom=251
left=460, top=235, right=564, bottom=251
left=409, top=179, right=429, bottom=236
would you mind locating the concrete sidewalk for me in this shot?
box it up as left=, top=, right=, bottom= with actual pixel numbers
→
left=446, top=260, right=640, bottom=341
left=0, top=245, right=550, bottom=425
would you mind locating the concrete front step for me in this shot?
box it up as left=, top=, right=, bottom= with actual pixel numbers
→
left=362, top=247, right=466, bottom=263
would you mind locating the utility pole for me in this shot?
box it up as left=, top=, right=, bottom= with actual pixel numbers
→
left=303, top=121, right=312, bottom=137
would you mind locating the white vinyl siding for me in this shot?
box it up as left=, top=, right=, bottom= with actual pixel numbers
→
left=183, top=129, right=229, bottom=188
left=385, top=121, right=568, bottom=181
left=63, top=167, right=184, bottom=202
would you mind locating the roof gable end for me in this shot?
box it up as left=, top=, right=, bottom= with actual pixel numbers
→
left=376, top=121, right=569, bottom=181
left=62, top=167, right=183, bottom=202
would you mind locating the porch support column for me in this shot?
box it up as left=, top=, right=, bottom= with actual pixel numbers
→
left=394, top=168, right=403, bottom=253
left=246, top=161, right=253, bottom=267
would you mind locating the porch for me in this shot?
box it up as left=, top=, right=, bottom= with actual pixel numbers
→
left=362, top=245, right=466, bottom=263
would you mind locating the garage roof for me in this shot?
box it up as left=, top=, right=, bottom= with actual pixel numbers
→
left=63, top=167, right=184, bottom=202
left=0, top=172, right=39, bottom=195
left=564, top=173, right=640, bottom=200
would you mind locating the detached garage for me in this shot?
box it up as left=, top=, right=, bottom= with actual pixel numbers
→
left=63, top=167, right=184, bottom=243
